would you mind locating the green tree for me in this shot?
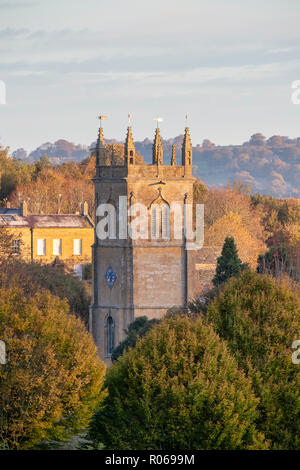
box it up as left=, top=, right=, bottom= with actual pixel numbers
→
left=207, top=271, right=300, bottom=449
left=0, top=287, right=106, bottom=449
left=111, top=316, right=159, bottom=361
left=0, top=260, right=91, bottom=325
left=213, top=236, right=244, bottom=287
left=89, top=317, right=267, bottom=450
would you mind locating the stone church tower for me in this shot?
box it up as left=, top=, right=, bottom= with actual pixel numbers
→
left=90, top=120, right=198, bottom=363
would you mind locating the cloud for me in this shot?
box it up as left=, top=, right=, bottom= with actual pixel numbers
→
left=268, top=47, right=295, bottom=54
left=0, top=1, right=38, bottom=9
left=2, top=58, right=298, bottom=84
left=1, top=1, right=300, bottom=152
left=0, top=28, right=29, bottom=38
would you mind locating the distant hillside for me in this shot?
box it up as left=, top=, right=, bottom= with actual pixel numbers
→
left=192, top=134, right=300, bottom=198
left=13, top=140, right=90, bottom=164
left=12, top=133, right=300, bottom=198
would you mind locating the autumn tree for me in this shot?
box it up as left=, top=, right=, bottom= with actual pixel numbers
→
left=249, top=133, right=266, bottom=146
left=251, top=194, right=300, bottom=237
left=89, top=317, right=267, bottom=450
left=0, top=227, right=16, bottom=260
left=206, top=212, right=263, bottom=268
left=207, top=271, right=300, bottom=449
left=193, top=180, right=208, bottom=204
left=0, top=144, right=33, bottom=201
left=0, top=287, right=106, bottom=449
left=252, top=195, right=300, bottom=280
left=204, top=189, right=264, bottom=243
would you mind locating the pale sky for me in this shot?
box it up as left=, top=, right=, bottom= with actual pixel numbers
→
left=0, top=0, right=300, bottom=152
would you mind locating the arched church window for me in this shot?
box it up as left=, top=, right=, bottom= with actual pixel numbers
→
left=130, top=150, right=133, bottom=156
left=104, top=314, right=114, bottom=356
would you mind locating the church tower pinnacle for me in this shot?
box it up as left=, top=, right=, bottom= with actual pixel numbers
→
left=171, top=144, right=176, bottom=166
left=182, top=126, right=192, bottom=167
left=125, top=125, right=136, bottom=165
left=95, top=116, right=107, bottom=166
left=153, top=127, right=163, bottom=165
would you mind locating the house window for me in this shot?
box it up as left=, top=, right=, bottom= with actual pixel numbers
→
left=53, top=239, right=62, bottom=256
left=73, top=239, right=82, bottom=255
left=37, top=239, right=46, bottom=256
left=73, top=264, right=83, bottom=280
left=12, top=239, right=21, bottom=255
left=104, top=315, right=114, bottom=356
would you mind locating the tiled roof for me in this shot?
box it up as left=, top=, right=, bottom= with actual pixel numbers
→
left=0, top=214, right=94, bottom=228
left=0, top=208, right=20, bottom=215
left=0, top=215, right=28, bottom=227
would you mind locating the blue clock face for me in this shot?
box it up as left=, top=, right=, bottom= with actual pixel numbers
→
left=105, top=266, right=117, bottom=289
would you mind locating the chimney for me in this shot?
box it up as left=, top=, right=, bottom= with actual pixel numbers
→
left=80, top=201, right=88, bottom=216
left=20, top=201, right=28, bottom=217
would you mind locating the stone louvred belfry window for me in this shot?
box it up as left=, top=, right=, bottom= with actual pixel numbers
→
left=150, top=202, right=170, bottom=240
left=161, top=204, right=170, bottom=239
left=151, top=206, right=158, bottom=238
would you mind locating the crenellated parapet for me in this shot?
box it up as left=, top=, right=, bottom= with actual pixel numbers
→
left=94, top=117, right=194, bottom=176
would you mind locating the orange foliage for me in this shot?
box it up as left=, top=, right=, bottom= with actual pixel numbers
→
left=206, top=212, right=265, bottom=268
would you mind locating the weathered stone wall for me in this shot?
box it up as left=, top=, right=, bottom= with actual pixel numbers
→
left=193, top=246, right=222, bottom=293
left=132, top=245, right=185, bottom=317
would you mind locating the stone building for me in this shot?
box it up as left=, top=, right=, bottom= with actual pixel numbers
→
left=0, top=202, right=94, bottom=277
left=90, top=122, right=203, bottom=363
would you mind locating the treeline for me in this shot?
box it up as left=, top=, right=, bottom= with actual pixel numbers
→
left=138, top=133, right=300, bottom=198
left=0, top=142, right=300, bottom=450
left=0, top=144, right=95, bottom=215
left=0, top=143, right=144, bottom=216
left=89, top=244, right=300, bottom=450
left=193, top=180, right=300, bottom=280
left=1, top=142, right=300, bottom=280
left=1, top=235, right=299, bottom=450
left=11, top=132, right=300, bottom=198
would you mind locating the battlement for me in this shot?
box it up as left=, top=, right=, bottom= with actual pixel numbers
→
left=95, top=163, right=193, bottom=181
left=93, top=123, right=193, bottom=178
